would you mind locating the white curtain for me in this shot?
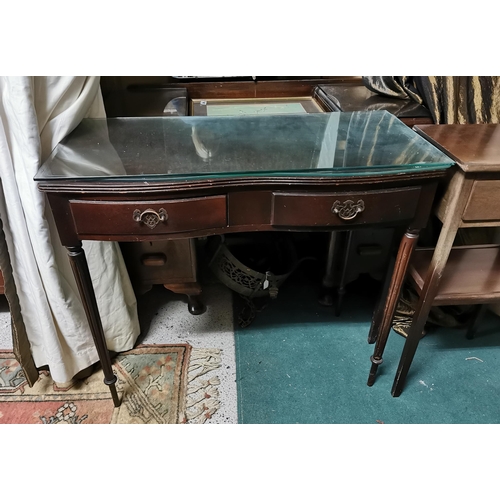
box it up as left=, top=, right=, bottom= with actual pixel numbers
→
left=0, top=76, right=140, bottom=384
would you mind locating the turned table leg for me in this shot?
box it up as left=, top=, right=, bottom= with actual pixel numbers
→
left=367, top=229, right=420, bottom=386
left=67, top=244, right=120, bottom=407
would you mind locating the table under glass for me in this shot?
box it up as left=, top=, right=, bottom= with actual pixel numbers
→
left=36, top=111, right=454, bottom=406
left=37, top=111, right=452, bottom=182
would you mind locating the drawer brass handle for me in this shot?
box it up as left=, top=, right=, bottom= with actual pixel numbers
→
left=331, top=200, right=365, bottom=220
left=133, top=208, right=168, bottom=229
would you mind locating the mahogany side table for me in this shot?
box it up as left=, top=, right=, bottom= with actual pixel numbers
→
left=35, top=111, right=452, bottom=406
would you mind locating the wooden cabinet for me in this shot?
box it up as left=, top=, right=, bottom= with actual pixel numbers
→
left=314, top=83, right=433, bottom=127
left=369, top=123, right=500, bottom=396
left=120, top=239, right=204, bottom=314
left=409, top=244, right=500, bottom=306
left=462, top=180, right=500, bottom=222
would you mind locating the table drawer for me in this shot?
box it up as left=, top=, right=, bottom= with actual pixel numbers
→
left=463, top=180, right=500, bottom=222
left=70, top=196, right=227, bottom=237
left=271, top=187, right=421, bottom=227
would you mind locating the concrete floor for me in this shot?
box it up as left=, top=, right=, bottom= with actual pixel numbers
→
left=0, top=283, right=238, bottom=424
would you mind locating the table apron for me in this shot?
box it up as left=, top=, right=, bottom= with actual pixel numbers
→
left=45, top=181, right=439, bottom=245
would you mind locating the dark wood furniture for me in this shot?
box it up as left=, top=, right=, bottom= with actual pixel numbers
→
left=315, top=83, right=433, bottom=127
left=100, top=77, right=356, bottom=118
left=36, top=111, right=452, bottom=406
left=120, top=239, right=204, bottom=314
left=0, top=270, right=4, bottom=294
left=101, top=79, right=431, bottom=315
left=368, top=123, right=500, bottom=396
left=102, top=85, right=196, bottom=309
left=103, top=79, right=337, bottom=312
left=313, top=83, right=434, bottom=311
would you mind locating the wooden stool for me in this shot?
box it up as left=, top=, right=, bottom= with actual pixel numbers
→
left=368, top=123, right=500, bottom=396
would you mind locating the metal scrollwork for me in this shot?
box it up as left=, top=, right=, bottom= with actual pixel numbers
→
left=331, top=200, right=365, bottom=220
left=133, top=208, right=168, bottom=229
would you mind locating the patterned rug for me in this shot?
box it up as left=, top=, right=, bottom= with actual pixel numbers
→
left=0, top=345, right=222, bottom=424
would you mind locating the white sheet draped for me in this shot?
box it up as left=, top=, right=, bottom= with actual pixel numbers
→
left=0, top=76, right=140, bottom=383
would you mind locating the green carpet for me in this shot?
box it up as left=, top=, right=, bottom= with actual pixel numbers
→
left=235, top=280, right=500, bottom=424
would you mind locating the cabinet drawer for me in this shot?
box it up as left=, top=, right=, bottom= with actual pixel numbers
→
left=120, top=239, right=196, bottom=285
left=271, top=187, right=421, bottom=227
left=70, top=196, right=227, bottom=237
left=463, top=180, right=500, bottom=222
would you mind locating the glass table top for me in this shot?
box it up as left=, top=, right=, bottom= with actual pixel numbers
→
left=35, top=111, right=454, bottom=182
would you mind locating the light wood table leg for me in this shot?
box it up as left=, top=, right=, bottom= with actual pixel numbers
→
left=67, top=244, right=120, bottom=407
